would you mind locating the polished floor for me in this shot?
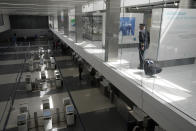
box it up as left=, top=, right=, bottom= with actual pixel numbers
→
left=0, top=41, right=127, bottom=131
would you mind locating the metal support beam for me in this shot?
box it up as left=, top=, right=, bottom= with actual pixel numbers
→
left=63, top=9, right=69, bottom=35
left=75, top=6, right=83, bottom=43
left=54, top=14, right=58, bottom=30
left=57, top=11, right=61, bottom=31
left=57, top=11, right=65, bottom=32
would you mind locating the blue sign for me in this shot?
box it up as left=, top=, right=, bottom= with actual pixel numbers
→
left=120, top=17, right=135, bottom=36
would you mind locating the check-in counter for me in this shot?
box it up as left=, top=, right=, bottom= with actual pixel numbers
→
left=43, top=109, right=52, bottom=131
left=65, top=105, right=75, bottom=126
left=42, top=98, right=52, bottom=131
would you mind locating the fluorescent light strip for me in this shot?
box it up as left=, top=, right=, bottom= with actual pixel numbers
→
left=0, top=1, right=86, bottom=7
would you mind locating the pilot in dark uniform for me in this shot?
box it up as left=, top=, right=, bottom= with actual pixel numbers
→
left=138, top=24, right=150, bottom=69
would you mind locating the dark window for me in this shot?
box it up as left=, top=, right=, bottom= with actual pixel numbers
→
left=9, top=15, right=49, bottom=29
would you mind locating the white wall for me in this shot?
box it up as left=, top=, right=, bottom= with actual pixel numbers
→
left=158, top=8, right=196, bottom=60
left=146, top=8, right=196, bottom=61
left=0, top=15, right=10, bottom=33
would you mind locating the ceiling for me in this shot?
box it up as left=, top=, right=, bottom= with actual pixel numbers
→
left=0, top=0, right=90, bottom=16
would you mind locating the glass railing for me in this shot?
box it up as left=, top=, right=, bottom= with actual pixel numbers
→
left=52, top=5, right=196, bottom=125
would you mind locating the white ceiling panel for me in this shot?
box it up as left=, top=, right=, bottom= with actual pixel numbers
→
left=0, top=0, right=91, bottom=15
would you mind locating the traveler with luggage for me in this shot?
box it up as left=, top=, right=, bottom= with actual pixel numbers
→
left=138, top=24, right=150, bottom=69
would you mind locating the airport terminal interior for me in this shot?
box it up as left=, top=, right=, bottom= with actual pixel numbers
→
left=0, top=0, right=196, bottom=131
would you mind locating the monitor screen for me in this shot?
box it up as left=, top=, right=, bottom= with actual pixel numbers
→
left=66, top=105, right=74, bottom=113
left=43, top=110, right=51, bottom=117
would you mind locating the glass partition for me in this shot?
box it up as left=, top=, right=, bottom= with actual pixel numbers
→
left=52, top=0, right=196, bottom=129
left=79, top=12, right=105, bottom=61
left=141, top=7, right=196, bottom=121
left=68, top=9, right=76, bottom=42
left=118, top=1, right=152, bottom=86
left=141, top=8, right=162, bottom=92
left=118, top=1, right=196, bottom=122
left=57, top=11, right=65, bottom=34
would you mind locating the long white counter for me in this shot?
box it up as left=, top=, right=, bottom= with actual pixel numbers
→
left=51, top=29, right=196, bottom=131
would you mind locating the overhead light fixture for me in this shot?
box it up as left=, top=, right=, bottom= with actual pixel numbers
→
left=174, top=1, right=178, bottom=6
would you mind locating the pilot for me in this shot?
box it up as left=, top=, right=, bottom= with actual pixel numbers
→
left=138, top=24, right=150, bottom=69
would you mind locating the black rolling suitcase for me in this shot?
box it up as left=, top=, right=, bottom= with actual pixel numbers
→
left=144, top=59, right=162, bottom=76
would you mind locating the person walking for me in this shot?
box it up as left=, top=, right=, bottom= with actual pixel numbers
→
left=78, top=60, right=83, bottom=81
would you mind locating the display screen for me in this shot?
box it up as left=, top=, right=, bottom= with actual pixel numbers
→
left=43, top=110, right=51, bottom=117
left=17, top=114, right=26, bottom=121
left=66, top=105, right=74, bottom=112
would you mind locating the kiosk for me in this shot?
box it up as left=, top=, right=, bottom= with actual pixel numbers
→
left=43, top=109, right=53, bottom=131
left=42, top=99, right=52, bottom=130
left=41, top=71, right=46, bottom=81
left=55, top=70, right=62, bottom=88
left=50, top=57, right=55, bottom=69
left=17, top=113, right=28, bottom=131
left=65, top=105, right=75, bottom=126
left=63, top=97, right=75, bottom=126
left=42, top=99, right=50, bottom=110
